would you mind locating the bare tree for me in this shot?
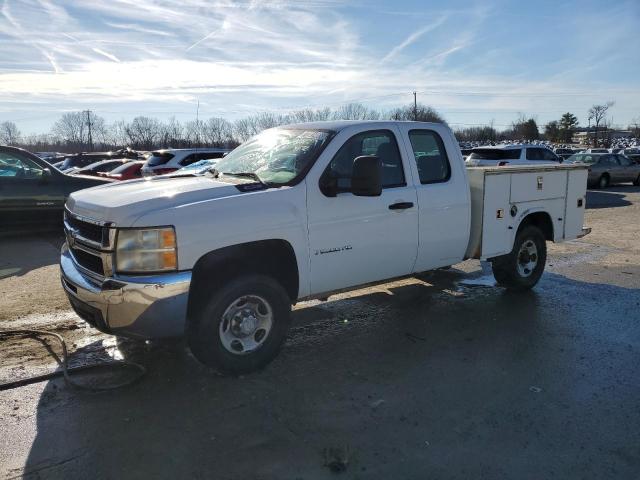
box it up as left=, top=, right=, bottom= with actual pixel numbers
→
left=106, top=120, right=129, bottom=147
left=51, top=112, right=87, bottom=146
left=588, top=101, right=614, bottom=145
left=629, top=117, right=640, bottom=138
left=387, top=103, right=445, bottom=123
left=50, top=111, right=106, bottom=150
left=289, top=107, right=332, bottom=123
left=201, top=117, right=233, bottom=146
left=125, top=116, right=162, bottom=150
left=161, top=117, right=184, bottom=147
left=184, top=119, right=205, bottom=146
left=332, top=103, right=380, bottom=120
left=0, top=121, right=21, bottom=145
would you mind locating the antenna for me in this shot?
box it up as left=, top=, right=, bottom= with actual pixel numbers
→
left=413, top=91, right=417, bottom=121
left=84, top=110, right=93, bottom=151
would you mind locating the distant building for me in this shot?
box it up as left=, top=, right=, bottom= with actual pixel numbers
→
left=573, top=129, right=633, bottom=144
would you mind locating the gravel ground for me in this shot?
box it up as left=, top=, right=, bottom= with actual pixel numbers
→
left=1, top=185, right=639, bottom=479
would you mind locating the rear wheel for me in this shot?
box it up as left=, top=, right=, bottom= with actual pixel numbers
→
left=187, top=274, right=292, bottom=374
left=491, top=225, right=547, bottom=291
left=598, top=174, right=609, bottom=189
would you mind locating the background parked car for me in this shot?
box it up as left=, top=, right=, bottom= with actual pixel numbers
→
left=141, top=148, right=231, bottom=176
left=566, top=153, right=640, bottom=188
left=619, top=148, right=640, bottom=164
left=98, top=160, right=145, bottom=180
left=0, top=146, right=111, bottom=232
left=58, top=148, right=142, bottom=173
left=71, top=158, right=132, bottom=177
left=465, top=145, right=561, bottom=166
left=553, top=147, right=575, bottom=161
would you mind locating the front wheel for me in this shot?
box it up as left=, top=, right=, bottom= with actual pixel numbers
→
left=187, top=274, right=292, bottom=374
left=491, top=225, right=547, bottom=291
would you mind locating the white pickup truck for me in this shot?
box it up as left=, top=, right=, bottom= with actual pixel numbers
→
left=60, top=121, right=589, bottom=373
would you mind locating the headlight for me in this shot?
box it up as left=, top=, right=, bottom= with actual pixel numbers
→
left=115, top=227, right=177, bottom=273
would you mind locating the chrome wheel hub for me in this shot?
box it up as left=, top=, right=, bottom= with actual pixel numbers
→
left=517, top=240, right=538, bottom=277
left=219, top=295, right=273, bottom=355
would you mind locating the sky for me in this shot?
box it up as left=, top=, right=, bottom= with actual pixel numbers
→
left=0, top=0, right=639, bottom=135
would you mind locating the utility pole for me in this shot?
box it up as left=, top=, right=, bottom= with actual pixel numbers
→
left=196, top=100, right=200, bottom=148
left=413, top=91, right=417, bottom=121
left=84, top=110, right=93, bottom=151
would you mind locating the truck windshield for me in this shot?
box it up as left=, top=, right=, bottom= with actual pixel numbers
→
left=468, top=148, right=521, bottom=160
left=214, top=128, right=334, bottom=185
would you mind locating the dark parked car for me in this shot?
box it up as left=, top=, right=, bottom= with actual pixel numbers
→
left=58, top=148, right=141, bottom=173
left=59, top=152, right=115, bottom=172
left=72, top=158, right=132, bottom=176
left=566, top=153, right=640, bottom=188
left=0, top=145, right=111, bottom=232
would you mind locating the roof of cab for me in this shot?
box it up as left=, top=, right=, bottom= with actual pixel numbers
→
left=278, top=120, right=447, bottom=132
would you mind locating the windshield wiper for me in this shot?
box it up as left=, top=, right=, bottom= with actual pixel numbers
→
left=221, top=171, right=279, bottom=187
left=203, top=167, right=220, bottom=178
left=221, top=171, right=261, bottom=182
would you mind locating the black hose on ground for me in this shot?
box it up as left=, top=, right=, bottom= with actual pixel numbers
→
left=0, top=329, right=146, bottom=392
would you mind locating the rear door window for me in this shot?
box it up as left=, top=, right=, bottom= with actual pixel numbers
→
left=541, top=149, right=560, bottom=162
left=526, top=148, right=543, bottom=160
left=599, top=155, right=616, bottom=166
left=618, top=155, right=633, bottom=167
left=408, top=130, right=451, bottom=184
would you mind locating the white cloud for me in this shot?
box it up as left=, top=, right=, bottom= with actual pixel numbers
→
left=0, top=0, right=638, bottom=131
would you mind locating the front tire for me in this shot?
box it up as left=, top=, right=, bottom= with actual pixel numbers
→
left=491, top=225, right=547, bottom=291
left=634, top=174, right=640, bottom=187
left=187, top=274, right=292, bottom=374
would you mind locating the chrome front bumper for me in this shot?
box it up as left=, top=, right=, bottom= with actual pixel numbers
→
left=60, top=243, right=192, bottom=338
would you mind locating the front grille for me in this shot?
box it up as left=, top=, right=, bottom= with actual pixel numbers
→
left=65, top=213, right=104, bottom=244
left=71, top=247, right=105, bottom=276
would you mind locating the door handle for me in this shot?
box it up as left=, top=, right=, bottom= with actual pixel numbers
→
left=388, top=202, right=414, bottom=210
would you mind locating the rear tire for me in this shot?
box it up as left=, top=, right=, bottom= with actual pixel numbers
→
left=187, top=274, right=292, bottom=374
left=598, top=174, right=609, bottom=189
left=491, top=225, right=547, bottom=291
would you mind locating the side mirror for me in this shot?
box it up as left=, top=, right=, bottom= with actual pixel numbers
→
left=41, top=168, right=52, bottom=182
left=351, top=155, right=382, bottom=197
left=319, top=155, right=382, bottom=197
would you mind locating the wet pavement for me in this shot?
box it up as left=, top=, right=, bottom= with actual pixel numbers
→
left=1, top=186, right=639, bottom=479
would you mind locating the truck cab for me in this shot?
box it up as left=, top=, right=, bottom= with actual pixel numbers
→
left=60, top=121, right=588, bottom=374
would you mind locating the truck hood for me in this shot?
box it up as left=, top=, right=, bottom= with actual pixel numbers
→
left=66, top=175, right=247, bottom=226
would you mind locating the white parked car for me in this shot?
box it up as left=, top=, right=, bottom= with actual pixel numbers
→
left=61, top=121, right=589, bottom=374
left=465, top=145, right=561, bottom=167
left=141, top=148, right=230, bottom=176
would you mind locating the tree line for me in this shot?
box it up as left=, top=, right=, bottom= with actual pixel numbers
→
left=0, top=100, right=632, bottom=153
